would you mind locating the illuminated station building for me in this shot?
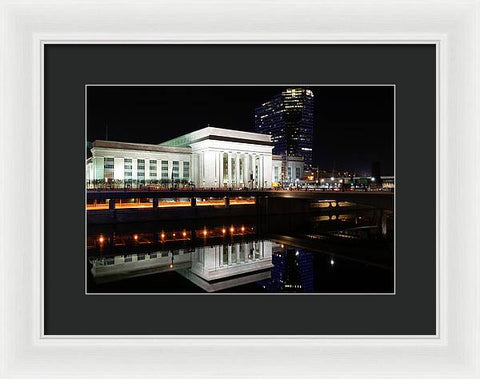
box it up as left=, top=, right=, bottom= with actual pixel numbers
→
left=254, top=88, right=314, bottom=174
left=86, top=126, right=304, bottom=188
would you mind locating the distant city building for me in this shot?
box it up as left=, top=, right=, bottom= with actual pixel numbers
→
left=371, top=161, right=382, bottom=181
left=86, top=126, right=305, bottom=189
left=371, top=161, right=383, bottom=189
left=311, top=167, right=357, bottom=181
left=254, top=88, right=314, bottom=172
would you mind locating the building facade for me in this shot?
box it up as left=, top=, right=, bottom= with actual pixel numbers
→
left=87, top=127, right=281, bottom=189
left=271, top=155, right=304, bottom=184
left=254, top=88, right=314, bottom=170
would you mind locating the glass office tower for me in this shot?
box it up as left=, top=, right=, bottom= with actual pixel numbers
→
left=254, top=88, right=314, bottom=169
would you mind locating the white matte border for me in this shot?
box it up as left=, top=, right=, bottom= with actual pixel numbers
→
left=0, top=0, right=478, bottom=378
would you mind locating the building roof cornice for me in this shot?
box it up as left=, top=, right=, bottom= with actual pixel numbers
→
left=92, top=140, right=191, bottom=153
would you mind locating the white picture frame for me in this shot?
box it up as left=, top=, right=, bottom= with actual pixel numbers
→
left=1, top=0, right=478, bottom=377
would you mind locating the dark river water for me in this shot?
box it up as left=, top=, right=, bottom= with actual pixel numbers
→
left=87, top=208, right=394, bottom=294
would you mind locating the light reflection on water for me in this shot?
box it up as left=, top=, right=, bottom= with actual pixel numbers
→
left=87, top=209, right=394, bottom=293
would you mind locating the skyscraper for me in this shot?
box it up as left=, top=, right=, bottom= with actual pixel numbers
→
left=254, top=88, right=314, bottom=169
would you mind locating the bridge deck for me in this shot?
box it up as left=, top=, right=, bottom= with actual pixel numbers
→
left=87, top=189, right=394, bottom=209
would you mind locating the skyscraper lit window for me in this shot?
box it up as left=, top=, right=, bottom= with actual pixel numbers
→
left=254, top=88, right=314, bottom=169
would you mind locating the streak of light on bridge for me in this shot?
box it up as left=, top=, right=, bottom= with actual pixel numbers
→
left=86, top=198, right=256, bottom=210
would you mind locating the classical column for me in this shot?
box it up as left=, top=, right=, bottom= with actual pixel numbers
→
left=259, top=155, right=264, bottom=188
left=254, top=155, right=258, bottom=188
left=243, top=153, right=249, bottom=187
left=227, top=153, right=232, bottom=187
left=218, top=152, right=223, bottom=188
left=228, top=245, right=232, bottom=265
left=250, top=155, right=254, bottom=188
left=235, top=244, right=240, bottom=263
left=235, top=153, right=240, bottom=189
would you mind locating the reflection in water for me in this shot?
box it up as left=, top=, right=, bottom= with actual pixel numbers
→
left=258, top=248, right=315, bottom=292
left=91, top=239, right=274, bottom=292
left=87, top=208, right=394, bottom=293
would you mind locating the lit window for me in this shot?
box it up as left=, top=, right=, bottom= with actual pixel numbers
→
left=183, top=161, right=190, bottom=180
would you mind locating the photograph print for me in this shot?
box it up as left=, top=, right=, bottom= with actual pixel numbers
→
left=86, top=85, right=395, bottom=294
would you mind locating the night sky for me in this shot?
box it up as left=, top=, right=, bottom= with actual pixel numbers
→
left=87, top=86, right=394, bottom=176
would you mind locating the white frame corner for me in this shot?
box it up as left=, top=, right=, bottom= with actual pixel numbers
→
left=1, top=0, right=479, bottom=378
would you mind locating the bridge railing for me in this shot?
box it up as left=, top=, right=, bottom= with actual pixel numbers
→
left=86, top=179, right=194, bottom=191
left=86, top=179, right=394, bottom=193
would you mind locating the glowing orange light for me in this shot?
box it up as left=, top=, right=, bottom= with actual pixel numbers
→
left=230, top=227, right=234, bottom=233
left=241, top=226, right=245, bottom=232
left=169, top=264, right=173, bottom=269
left=182, top=231, right=187, bottom=237
left=133, top=234, right=138, bottom=240
left=98, top=236, right=104, bottom=243
left=281, top=244, right=284, bottom=248
left=203, top=230, right=207, bottom=236
left=172, top=233, right=176, bottom=237
left=161, top=233, right=165, bottom=239
left=222, top=228, right=226, bottom=234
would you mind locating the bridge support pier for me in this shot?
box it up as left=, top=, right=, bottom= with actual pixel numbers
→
left=381, top=211, right=387, bottom=237
left=108, top=199, right=115, bottom=210
left=191, top=197, right=197, bottom=207
left=153, top=198, right=159, bottom=209
left=224, top=196, right=230, bottom=206
left=376, top=209, right=388, bottom=237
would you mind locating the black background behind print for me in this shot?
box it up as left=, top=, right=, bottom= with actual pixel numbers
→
left=44, top=44, right=436, bottom=335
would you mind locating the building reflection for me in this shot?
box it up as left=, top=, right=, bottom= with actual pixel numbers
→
left=87, top=209, right=394, bottom=293
left=90, top=239, right=274, bottom=292
left=257, top=247, right=314, bottom=293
